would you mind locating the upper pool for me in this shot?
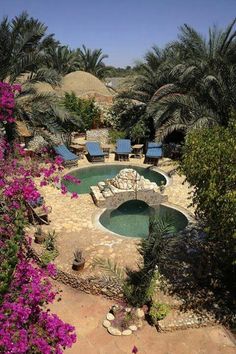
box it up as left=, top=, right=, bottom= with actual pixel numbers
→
left=63, top=164, right=167, bottom=194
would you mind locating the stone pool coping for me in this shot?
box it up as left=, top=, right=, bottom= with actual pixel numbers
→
left=93, top=201, right=195, bottom=240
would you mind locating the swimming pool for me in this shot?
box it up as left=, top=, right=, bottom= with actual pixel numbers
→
left=63, top=164, right=167, bottom=194
left=99, top=200, right=188, bottom=238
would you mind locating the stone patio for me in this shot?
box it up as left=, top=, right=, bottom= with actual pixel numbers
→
left=33, top=155, right=194, bottom=278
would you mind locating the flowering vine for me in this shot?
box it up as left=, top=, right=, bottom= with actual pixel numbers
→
left=0, top=82, right=77, bottom=353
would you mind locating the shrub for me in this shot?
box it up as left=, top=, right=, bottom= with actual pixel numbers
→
left=108, top=129, right=126, bottom=144
left=40, top=249, right=58, bottom=267
left=62, top=92, right=101, bottom=131
left=149, top=302, right=170, bottom=324
left=130, top=120, right=150, bottom=143
left=180, top=121, right=236, bottom=288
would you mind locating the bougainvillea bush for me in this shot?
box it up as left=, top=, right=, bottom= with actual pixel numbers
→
left=0, top=82, right=77, bottom=353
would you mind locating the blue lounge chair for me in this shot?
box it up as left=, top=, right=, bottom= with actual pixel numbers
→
left=86, top=142, right=105, bottom=162
left=53, top=144, right=79, bottom=166
left=115, top=139, right=132, bottom=161
left=145, top=142, right=163, bottom=166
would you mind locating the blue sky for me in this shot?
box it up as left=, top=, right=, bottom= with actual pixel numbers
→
left=1, top=0, right=236, bottom=67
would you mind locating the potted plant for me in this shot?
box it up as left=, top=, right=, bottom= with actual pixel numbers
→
left=72, top=249, right=85, bottom=271
left=34, top=226, right=45, bottom=244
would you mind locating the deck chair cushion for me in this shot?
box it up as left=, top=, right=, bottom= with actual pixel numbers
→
left=146, top=147, right=163, bottom=158
left=86, top=142, right=105, bottom=157
left=116, top=139, right=132, bottom=154
left=54, top=145, right=78, bottom=161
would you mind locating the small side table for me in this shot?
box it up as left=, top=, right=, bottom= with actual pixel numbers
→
left=132, top=144, right=144, bottom=158
left=70, top=144, right=86, bottom=159
left=102, top=144, right=112, bottom=158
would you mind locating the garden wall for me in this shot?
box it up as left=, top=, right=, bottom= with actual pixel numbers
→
left=86, top=128, right=110, bottom=144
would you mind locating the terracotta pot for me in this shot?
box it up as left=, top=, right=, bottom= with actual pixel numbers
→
left=34, top=233, right=45, bottom=244
left=72, top=258, right=85, bottom=271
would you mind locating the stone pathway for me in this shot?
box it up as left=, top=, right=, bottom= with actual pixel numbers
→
left=35, top=155, right=194, bottom=276
left=49, top=282, right=236, bottom=354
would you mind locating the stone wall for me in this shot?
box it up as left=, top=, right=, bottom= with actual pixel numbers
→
left=91, top=186, right=168, bottom=209
left=26, top=242, right=123, bottom=300
left=91, top=168, right=168, bottom=209
left=86, top=128, right=110, bottom=144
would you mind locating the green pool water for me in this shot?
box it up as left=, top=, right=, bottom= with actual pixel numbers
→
left=99, top=200, right=188, bottom=238
left=63, top=165, right=166, bottom=194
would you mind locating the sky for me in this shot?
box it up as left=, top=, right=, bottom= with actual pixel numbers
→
left=1, top=0, right=236, bottom=67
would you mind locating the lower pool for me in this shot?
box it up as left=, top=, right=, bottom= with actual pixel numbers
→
left=99, top=200, right=188, bottom=238
left=63, top=164, right=166, bottom=194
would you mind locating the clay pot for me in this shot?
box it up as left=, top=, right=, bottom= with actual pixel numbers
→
left=34, top=233, right=45, bottom=244
left=72, top=258, right=85, bottom=271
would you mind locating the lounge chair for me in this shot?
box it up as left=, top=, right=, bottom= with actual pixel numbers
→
left=115, top=139, right=132, bottom=161
left=53, top=144, right=79, bottom=167
left=144, top=142, right=163, bottom=166
left=26, top=202, right=51, bottom=225
left=86, top=142, right=105, bottom=162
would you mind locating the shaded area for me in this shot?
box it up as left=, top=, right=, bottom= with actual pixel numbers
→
left=158, top=227, right=236, bottom=327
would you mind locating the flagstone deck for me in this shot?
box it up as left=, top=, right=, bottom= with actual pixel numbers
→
left=34, top=155, right=194, bottom=275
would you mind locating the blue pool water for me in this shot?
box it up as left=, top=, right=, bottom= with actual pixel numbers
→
left=63, top=165, right=166, bottom=194
left=99, top=200, right=188, bottom=238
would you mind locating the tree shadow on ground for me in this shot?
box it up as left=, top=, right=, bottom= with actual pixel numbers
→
left=159, top=229, right=236, bottom=327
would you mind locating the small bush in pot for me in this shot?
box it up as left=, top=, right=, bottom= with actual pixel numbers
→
left=44, top=230, right=57, bottom=251
left=72, top=249, right=85, bottom=271
left=34, top=226, right=45, bottom=244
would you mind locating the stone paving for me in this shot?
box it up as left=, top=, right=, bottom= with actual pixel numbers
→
left=35, top=155, right=195, bottom=275
left=38, top=155, right=236, bottom=352
left=49, top=282, right=236, bottom=354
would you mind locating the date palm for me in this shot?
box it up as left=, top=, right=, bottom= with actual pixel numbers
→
left=46, top=46, right=80, bottom=75
left=0, top=12, right=79, bottom=141
left=149, top=19, right=236, bottom=139
left=121, top=19, right=236, bottom=140
left=77, top=45, right=108, bottom=78
left=0, top=11, right=60, bottom=84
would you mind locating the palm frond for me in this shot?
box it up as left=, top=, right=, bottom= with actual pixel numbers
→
left=92, top=257, right=125, bottom=283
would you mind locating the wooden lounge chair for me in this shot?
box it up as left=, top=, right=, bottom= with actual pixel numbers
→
left=115, top=139, right=132, bottom=161
left=53, top=144, right=79, bottom=167
left=26, top=202, right=52, bottom=225
left=144, top=142, right=163, bottom=166
left=86, top=142, right=105, bottom=162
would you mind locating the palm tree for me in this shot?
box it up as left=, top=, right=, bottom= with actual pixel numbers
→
left=45, top=46, right=80, bottom=75
left=0, top=12, right=80, bottom=142
left=4, top=83, right=80, bottom=144
left=121, top=20, right=236, bottom=140
left=0, top=11, right=60, bottom=84
left=150, top=20, right=236, bottom=139
left=77, top=45, right=108, bottom=78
